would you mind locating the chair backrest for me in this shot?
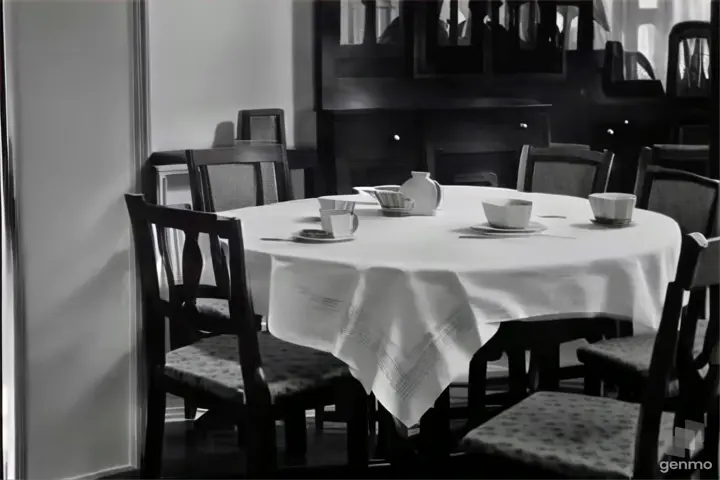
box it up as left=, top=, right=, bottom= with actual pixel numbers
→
left=125, top=194, right=263, bottom=390
left=667, top=21, right=711, bottom=98
left=236, top=108, right=287, bottom=146
left=634, top=145, right=710, bottom=192
left=634, top=233, right=720, bottom=478
left=186, top=141, right=293, bottom=213
left=637, top=166, right=719, bottom=236
left=517, top=144, right=613, bottom=197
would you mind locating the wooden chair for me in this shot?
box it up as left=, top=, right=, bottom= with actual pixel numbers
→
left=577, top=166, right=720, bottom=400
left=184, top=142, right=299, bottom=439
left=125, top=194, right=370, bottom=478
left=460, top=232, right=720, bottom=479
left=514, top=144, right=618, bottom=390
left=634, top=145, right=710, bottom=194
left=236, top=108, right=287, bottom=145
left=517, top=144, right=614, bottom=197
left=185, top=142, right=292, bottom=326
left=667, top=21, right=712, bottom=98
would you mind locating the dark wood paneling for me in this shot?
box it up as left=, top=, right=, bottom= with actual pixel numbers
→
left=324, top=104, right=551, bottom=194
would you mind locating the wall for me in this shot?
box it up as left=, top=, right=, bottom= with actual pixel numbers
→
left=147, top=0, right=316, bottom=151
left=6, top=1, right=136, bottom=478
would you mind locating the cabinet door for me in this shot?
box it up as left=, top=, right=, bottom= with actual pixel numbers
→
left=418, top=0, right=487, bottom=74
left=424, top=110, right=550, bottom=188
left=320, top=0, right=407, bottom=78
left=334, top=113, right=421, bottom=193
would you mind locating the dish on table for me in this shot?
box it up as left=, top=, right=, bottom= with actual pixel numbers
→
left=470, top=221, right=547, bottom=235
left=292, top=229, right=355, bottom=243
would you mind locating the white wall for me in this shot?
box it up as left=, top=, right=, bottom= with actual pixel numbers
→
left=148, top=0, right=316, bottom=151
left=6, top=1, right=136, bottom=478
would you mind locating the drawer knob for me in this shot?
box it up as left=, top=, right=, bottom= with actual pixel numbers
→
left=607, top=128, right=615, bottom=135
left=392, top=134, right=401, bottom=141
left=519, top=123, right=528, bottom=129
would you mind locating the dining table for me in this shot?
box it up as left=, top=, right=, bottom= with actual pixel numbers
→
left=219, top=185, right=682, bottom=428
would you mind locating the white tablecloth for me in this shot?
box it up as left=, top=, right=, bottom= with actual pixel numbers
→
left=221, top=186, right=681, bottom=426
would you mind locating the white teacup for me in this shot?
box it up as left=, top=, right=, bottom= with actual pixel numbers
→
left=589, top=193, right=636, bottom=222
left=318, top=196, right=356, bottom=212
left=482, top=199, right=533, bottom=229
left=319, top=209, right=359, bottom=237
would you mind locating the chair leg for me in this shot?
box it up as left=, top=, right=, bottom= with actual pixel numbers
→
left=583, top=372, right=602, bottom=396
left=700, top=399, right=719, bottom=479
left=508, top=349, right=528, bottom=404
left=141, top=379, right=166, bottom=479
left=467, top=355, right=488, bottom=430
left=314, top=407, right=324, bottom=433
left=246, top=408, right=278, bottom=478
left=283, top=409, right=307, bottom=458
left=418, top=389, right=451, bottom=469
left=345, top=382, right=370, bottom=469
left=184, top=401, right=197, bottom=421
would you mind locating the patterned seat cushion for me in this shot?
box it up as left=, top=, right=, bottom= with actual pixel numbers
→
left=165, top=334, right=351, bottom=403
left=461, top=391, right=675, bottom=479
left=195, top=298, right=229, bottom=319
left=576, top=319, right=708, bottom=377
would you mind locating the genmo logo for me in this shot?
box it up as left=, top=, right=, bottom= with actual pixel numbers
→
left=658, top=420, right=714, bottom=474
left=659, top=460, right=713, bottom=474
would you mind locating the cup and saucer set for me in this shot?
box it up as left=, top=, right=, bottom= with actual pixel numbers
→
left=292, top=197, right=359, bottom=243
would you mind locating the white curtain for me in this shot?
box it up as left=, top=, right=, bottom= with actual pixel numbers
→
left=594, top=0, right=711, bottom=85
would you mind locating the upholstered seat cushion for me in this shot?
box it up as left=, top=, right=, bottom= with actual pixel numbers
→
left=165, top=334, right=351, bottom=402
left=195, top=297, right=229, bottom=319
left=576, top=319, right=708, bottom=377
left=461, top=391, right=675, bottom=479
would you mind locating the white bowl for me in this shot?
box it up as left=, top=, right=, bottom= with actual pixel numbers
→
left=353, top=185, right=401, bottom=201
left=589, top=193, right=636, bottom=222
left=375, top=190, right=413, bottom=209
left=482, top=199, right=533, bottom=229
left=318, top=196, right=356, bottom=212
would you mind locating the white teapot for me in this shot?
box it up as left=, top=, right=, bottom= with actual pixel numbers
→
left=399, top=172, right=443, bottom=216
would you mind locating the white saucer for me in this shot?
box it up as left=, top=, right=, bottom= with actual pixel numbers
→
left=470, top=221, right=547, bottom=235
left=590, top=218, right=635, bottom=228
left=292, top=230, right=355, bottom=243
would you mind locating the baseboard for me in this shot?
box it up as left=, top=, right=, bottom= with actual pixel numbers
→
left=65, top=464, right=140, bottom=480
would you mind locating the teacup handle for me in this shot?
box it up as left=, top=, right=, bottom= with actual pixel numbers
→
left=350, top=213, right=359, bottom=233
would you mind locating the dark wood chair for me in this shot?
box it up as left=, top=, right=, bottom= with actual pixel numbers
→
left=517, top=144, right=614, bottom=197
left=236, top=108, right=287, bottom=145
left=634, top=144, right=710, bottom=193
left=667, top=21, right=711, bottom=99
left=601, top=41, right=665, bottom=98
left=236, top=108, right=319, bottom=198
left=460, top=232, right=720, bottom=479
left=515, top=144, right=617, bottom=389
left=125, top=194, right=370, bottom=478
left=184, top=142, right=298, bottom=438
left=185, top=142, right=292, bottom=325
left=577, top=166, right=720, bottom=401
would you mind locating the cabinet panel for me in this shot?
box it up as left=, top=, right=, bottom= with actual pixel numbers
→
left=334, top=113, right=422, bottom=192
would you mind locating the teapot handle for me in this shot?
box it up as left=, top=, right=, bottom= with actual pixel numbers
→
left=433, top=180, right=443, bottom=208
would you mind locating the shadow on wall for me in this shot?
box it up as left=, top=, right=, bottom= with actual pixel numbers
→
left=212, top=121, right=235, bottom=147
left=292, top=0, right=316, bottom=147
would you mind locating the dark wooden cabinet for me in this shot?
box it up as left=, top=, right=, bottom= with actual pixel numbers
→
left=321, top=102, right=550, bottom=194
left=313, top=0, right=710, bottom=195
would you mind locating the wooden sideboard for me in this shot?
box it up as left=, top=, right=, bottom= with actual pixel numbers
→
left=318, top=99, right=552, bottom=194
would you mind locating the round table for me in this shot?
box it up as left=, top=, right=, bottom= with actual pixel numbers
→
left=221, top=186, right=681, bottom=426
